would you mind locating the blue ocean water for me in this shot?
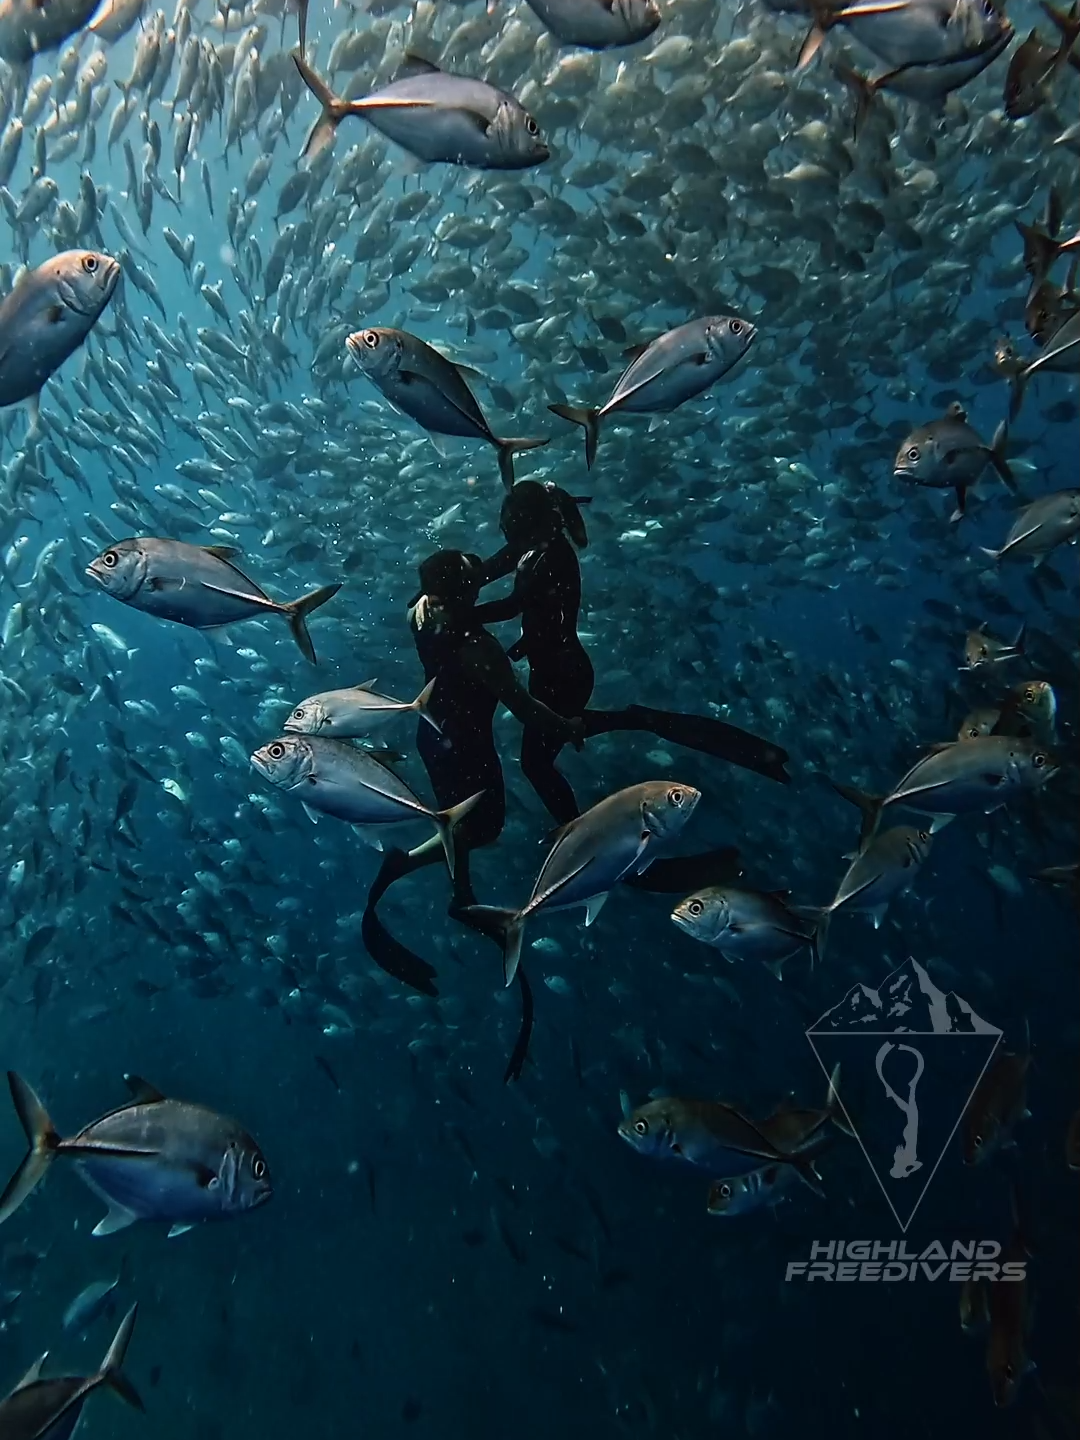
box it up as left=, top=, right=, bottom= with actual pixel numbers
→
left=0, top=1, right=1076, bottom=1435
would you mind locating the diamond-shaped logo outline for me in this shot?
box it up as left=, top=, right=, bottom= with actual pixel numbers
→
left=805, top=1029, right=1002, bottom=1232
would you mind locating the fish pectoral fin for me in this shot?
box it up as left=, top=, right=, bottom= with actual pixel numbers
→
left=167, top=1222, right=196, bottom=1238
left=928, top=814, right=955, bottom=833
left=301, top=802, right=321, bottom=824
left=584, top=892, right=609, bottom=926
left=92, top=1204, right=139, bottom=1238
left=147, top=575, right=185, bottom=592
left=199, top=581, right=283, bottom=612
left=122, top=1074, right=166, bottom=1104
left=202, top=544, right=241, bottom=560
left=870, top=905, right=888, bottom=928
left=352, top=825, right=385, bottom=851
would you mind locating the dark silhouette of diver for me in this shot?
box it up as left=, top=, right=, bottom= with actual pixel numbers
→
left=364, top=527, right=787, bottom=1077
left=470, top=480, right=790, bottom=825
left=361, top=549, right=581, bottom=1013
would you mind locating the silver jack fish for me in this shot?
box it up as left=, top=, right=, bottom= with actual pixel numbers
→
left=346, top=327, right=548, bottom=490
left=833, top=736, right=1057, bottom=841
left=893, top=403, right=1014, bottom=521
left=807, top=825, right=932, bottom=959
left=0, top=0, right=102, bottom=62
left=0, top=251, right=119, bottom=426
left=251, top=734, right=481, bottom=876
left=0, top=1073, right=272, bottom=1237
left=523, top=0, right=661, bottom=48
left=980, top=488, right=1080, bottom=565
left=285, top=680, right=440, bottom=738
left=549, top=315, right=755, bottom=469
left=671, top=885, right=817, bottom=977
left=85, top=538, right=341, bottom=664
left=0, top=1305, right=143, bottom=1438
left=466, top=781, right=700, bottom=985
left=293, top=51, right=549, bottom=169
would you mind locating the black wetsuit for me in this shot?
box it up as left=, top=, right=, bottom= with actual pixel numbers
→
left=475, top=535, right=592, bottom=824
left=473, top=535, right=790, bottom=829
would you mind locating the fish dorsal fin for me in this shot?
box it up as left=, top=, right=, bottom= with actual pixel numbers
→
left=395, top=52, right=442, bottom=81
left=15, top=1353, right=48, bottom=1389
left=945, top=401, right=967, bottom=421
left=353, top=678, right=379, bottom=691
left=621, top=342, right=652, bottom=362
left=203, top=545, right=240, bottom=560
left=544, top=822, right=573, bottom=847
left=123, top=1074, right=165, bottom=1104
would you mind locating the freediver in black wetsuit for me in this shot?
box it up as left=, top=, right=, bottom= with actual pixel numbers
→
left=466, top=481, right=790, bottom=891
left=361, top=549, right=581, bottom=1005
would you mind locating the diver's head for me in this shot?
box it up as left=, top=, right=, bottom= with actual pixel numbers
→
left=500, top=481, right=588, bottom=550
left=416, top=550, right=482, bottom=613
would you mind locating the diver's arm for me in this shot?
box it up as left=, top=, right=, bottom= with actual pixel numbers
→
left=476, top=545, right=518, bottom=585
left=473, top=587, right=523, bottom=625
left=461, top=634, right=580, bottom=742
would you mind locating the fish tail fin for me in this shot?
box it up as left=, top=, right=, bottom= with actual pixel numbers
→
left=826, top=777, right=884, bottom=847
left=292, top=50, right=353, bottom=159
left=433, top=790, right=484, bottom=878
left=832, top=63, right=879, bottom=138
left=0, top=1073, right=61, bottom=1226
left=98, top=1305, right=144, bottom=1412
left=547, top=405, right=601, bottom=470
left=989, top=420, right=1016, bottom=490
left=495, top=437, right=550, bottom=491
left=459, top=905, right=526, bottom=986
left=797, top=14, right=830, bottom=69
left=414, top=678, right=441, bottom=732
left=825, top=1063, right=857, bottom=1137
left=812, top=907, right=829, bottom=966
left=284, top=583, right=341, bottom=663
left=1042, top=0, right=1080, bottom=52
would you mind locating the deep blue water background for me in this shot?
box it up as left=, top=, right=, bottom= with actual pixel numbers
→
left=0, top=7, right=1076, bottom=1436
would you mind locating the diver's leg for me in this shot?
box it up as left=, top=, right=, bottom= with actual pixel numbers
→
left=583, top=704, right=790, bottom=784
left=519, top=649, right=593, bottom=823
left=520, top=724, right=579, bottom=825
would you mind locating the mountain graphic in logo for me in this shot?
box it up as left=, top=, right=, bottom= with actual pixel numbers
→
left=807, top=958, right=1001, bottom=1231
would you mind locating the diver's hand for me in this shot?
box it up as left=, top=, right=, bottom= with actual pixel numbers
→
left=409, top=594, right=442, bottom=631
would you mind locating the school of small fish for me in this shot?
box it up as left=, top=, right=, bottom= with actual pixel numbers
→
left=0, top=0, right=1073, bottom=1428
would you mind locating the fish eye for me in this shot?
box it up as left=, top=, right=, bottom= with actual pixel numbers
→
left=687, top=899, right=704, bottom=917
left=965, top=728, right=979, bottom=739
left=252, top=1156, right=267, bottom=1179
left=1033, top=752, right=1046, bottom=768
left=525, top=116, right=539, bottom=136
left=101, top=550, right=118, bottom=567
left=668, top=787, right=685, bottom=805
left=268, top=742, right=286, bottom=760
left=633, top=1118, right=648, bottom=1136
left=362, top=330, right=380, bottom=349
left=918, top=831, right=929, bottom=842
left=292, top=707, right=305, bottom=719
left=82, top=254, right=98, bottom=273
left=1024, top=689, right=1036, bottom=703
left=717, top=1183, right=732, bottom=1199
left=972, top=1134, right=983, bottom=1149
left=906, top=446, right=919, bottom=461
left=981, top=0, right=993, bottom=14
left=730, top=319, right=743, bottom=335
